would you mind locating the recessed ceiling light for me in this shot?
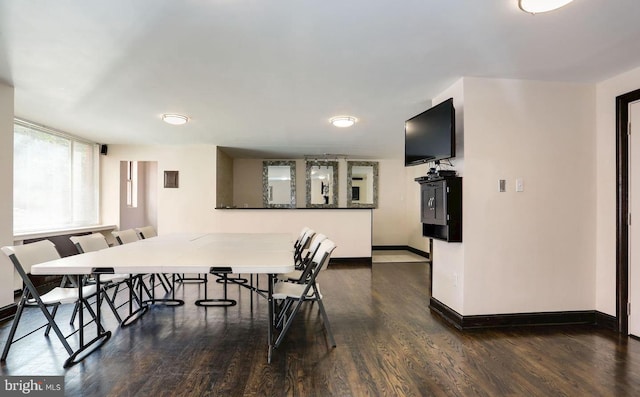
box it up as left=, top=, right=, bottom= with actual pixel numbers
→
left=162, top=114, right=189, bottom=125
left=330, top=116, right=358, bottom=128
left=518, top=0, right=574, bottom=14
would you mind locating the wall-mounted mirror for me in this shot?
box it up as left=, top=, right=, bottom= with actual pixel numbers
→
left=263, top=161, right=296, bottom=208
left=306, top=161, right=338, bottom=208
left=347, top=161, right=378, bottom=208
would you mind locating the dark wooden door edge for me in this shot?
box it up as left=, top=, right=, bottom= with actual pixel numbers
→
left=616, top=88, right=640, bottom=334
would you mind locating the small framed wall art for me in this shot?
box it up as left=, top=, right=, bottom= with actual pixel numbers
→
left=164, top=170, right=179, bottom=188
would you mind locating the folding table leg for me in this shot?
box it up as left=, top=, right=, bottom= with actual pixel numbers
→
left=142, top=273, right=184, bottom=306
left=63, top=273, right=111, bottom=368
left=195, top=272, right=236, bottom=307
left=121, top=275, right=149, bottom=327
left=267, top=274, right=275, bottom=363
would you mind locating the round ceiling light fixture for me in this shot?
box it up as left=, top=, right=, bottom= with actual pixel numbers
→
left=518, top=0, right=574, bottom=14
left=330, top=115, right=358, bottom=128
left=162, top=114, right=189, bottom=125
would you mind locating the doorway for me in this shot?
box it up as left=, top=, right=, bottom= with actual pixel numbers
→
left=616, top=88, right=640, bottom=335
left=119, top=160, right=158, bottom=232
left=629, top=100, right=640, bottom=336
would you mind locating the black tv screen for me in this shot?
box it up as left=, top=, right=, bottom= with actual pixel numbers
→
left=404, top=98, right=455, bottom=166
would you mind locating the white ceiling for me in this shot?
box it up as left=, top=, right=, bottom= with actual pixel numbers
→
left=1, top=0, right=640, bottom=159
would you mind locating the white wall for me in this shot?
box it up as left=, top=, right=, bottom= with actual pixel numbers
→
left=430, top=78, right=466, bottom=313
left=102, top=145, right=219, bottom=234
left=595, top=65, right=640, bottom=316
left=0, top=83, right=14, bottom=308
left=453, top=77, right=596, bottom=316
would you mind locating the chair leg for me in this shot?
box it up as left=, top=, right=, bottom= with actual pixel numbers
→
left=156, top=274, right=169, bottom=293
left=110, top=282, right=121, bottom=302
left=274, top=298, right=306, bottom=348
left=102, top=287, right=123, bottom=324
left=121, top=275, right=149, bottom=327
left=45, top=305, right=60, bottom=336
left=22, top=280, right=75, bottom=357
left=1, top=290, right=29, bottom=361
left=70, top=301, right=80, bottom=325
left=315, top=298, right=336, bottom=347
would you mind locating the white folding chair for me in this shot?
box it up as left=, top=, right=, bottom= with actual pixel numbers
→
left=135, top=225, right=157, bottom=239
left=1, top=240, right=110, bottom=367
left=70, top=233, right=142, bottom=326
left=111, top=229, right=140, bottom=245
left=293, top=228, right=315, bottom=267
left=273, top=239, right=337, bottom=349
left=278, top=233, right=327, bottom=282
left=115, top=229, right=183, bottom=306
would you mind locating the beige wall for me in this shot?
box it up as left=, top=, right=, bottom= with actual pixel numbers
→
left=0, top=83, right=14, bottom=307
left=375, top=158, right=412, bottom=246
left=595, top=65, right=640, bottom=316
left=432, top=77, right=596, bottom=316
left=232, top=157, right=409, bottom=246
left=100, top=144, right=372, bottom=257
left=233, top=158, right=262, bottom=208
left=102, top=145, right=219, bottom=234
left=216, top=148, right=234, bottom=208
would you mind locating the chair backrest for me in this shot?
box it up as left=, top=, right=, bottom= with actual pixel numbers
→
left=294, top=229, right=315, bottom=265
left=135, top=226, right=157, bottom=239
left=112, top=229, right=140, bottom=245
left=70, top=233, right=109, bottom=254
left=294, top=227, right=311, bottom=249
left=300, top=239, right=336, bottom=282
left=312, top=239, right=336, bottom=271
left=301, top=233, right=327, bottom=264
left=1, top=240, right=61, bottom=275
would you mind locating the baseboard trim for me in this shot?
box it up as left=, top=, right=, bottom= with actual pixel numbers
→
left=0, top=303, right=17, bottom=323
left=406, top=246, right=430, bottom=260
left=595, top=311, right=617, bottom=331
left=429, top=297, right=614, bottom=331
left=372, top=245, right=430, bottom=260
left=372, top=245, right=407, bottom=251
left=329, top=257, right=372, bottom=266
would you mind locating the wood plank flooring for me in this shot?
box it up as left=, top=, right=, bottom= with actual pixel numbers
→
left=1, top=262, right=640, bottom=396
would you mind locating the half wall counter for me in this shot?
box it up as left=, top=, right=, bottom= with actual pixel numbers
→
left=214, top=208, right=372, bottom=260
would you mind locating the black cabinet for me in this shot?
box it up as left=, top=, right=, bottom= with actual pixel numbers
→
left=416, top=177, right=462, bottom=242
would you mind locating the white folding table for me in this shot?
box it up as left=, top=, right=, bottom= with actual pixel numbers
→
left=31, top=232, right=295, bottom=362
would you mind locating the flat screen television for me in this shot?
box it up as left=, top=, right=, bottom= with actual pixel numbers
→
left=404, top=98, right=455, bottom=166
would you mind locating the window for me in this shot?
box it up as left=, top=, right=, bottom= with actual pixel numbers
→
left=13, top=119, right=99, bottom=233
left=126, top=161, right=138, bottom=208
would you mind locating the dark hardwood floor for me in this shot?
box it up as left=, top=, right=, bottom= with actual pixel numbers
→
left=1, top=262, right=640, bottom=396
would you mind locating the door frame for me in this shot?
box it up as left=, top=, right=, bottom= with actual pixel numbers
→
left=616, top=88, right=640, bottom=334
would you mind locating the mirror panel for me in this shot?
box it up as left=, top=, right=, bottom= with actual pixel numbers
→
left=347, top=161, right=378, bottom=208
left=305, top=161, right=339, bottom=208
left=263, top=161, right=296, bottom=208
